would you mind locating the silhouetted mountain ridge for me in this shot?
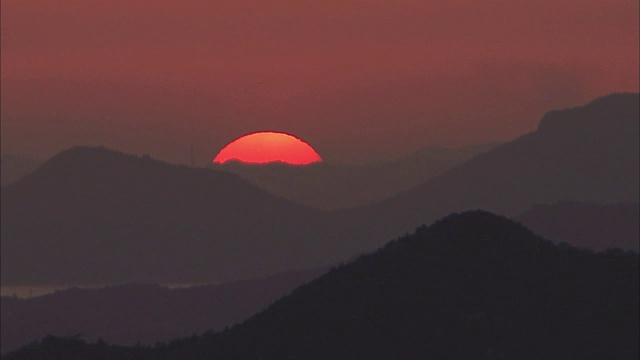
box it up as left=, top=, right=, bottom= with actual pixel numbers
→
left=537, top=92, right=638, bottom=134
left=5, top=211, right=638, bottom=359
left=2, top=147, right=326, bottom=285
left=214, top=142, right=499, bottom=210
left=350, top=92, right=639, bottom=238
left=14, top=146, right=293, bottom=204
left=2, top=93, right=637, bottom=286
left=0, top=268, right=327, bottom=354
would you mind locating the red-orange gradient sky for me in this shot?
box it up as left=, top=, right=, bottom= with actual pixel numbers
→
left=1, top=0, right=638, bottom=164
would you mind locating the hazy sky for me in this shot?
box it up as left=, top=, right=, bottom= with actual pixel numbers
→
left=2, top=0, right=638, bottom=164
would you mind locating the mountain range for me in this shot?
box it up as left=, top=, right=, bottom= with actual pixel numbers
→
left=347, top=92, right=639, bottom=240
left=5, top=212, right=638, bottom=359
left=1, top=148, right=330, bottom=285
left=2, top=201, right=636, bottom=353
left=2, top=93, right=638, bottom=286
left=0, top=268, right=326, bottom=354
left=213, top=143, right=499, bottom=210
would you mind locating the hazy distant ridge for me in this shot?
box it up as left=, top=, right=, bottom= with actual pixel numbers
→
left=214, top=142, right=499, bottom=210
left=1, top=93, right=638, bottom=286
left=1, top=147, right=325, bottom=285
left=347, top=92, right=640, bottom=242
left=0, top=268, right=326, bottom=354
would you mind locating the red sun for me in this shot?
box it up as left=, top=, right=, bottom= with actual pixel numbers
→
left=213, top=131, right=323, bottom=165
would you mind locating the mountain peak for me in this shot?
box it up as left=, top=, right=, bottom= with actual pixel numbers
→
left=390, top=211, right=552, bottom=264
left=537, top=92, right=639, bottom=134
left=9, top=146, right=191, bottom=194
left=42, top=146, right=156, bottom=169
left=2, top=146, right=323, bottom=285
left=13, top=210, right=635, bottom=359
left=421, top=210, right=524, bottom=238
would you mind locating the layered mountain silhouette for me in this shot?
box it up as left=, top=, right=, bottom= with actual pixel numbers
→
left=2, top=93, right=638, bottom=286
left=0, top=268, right=326, bottom=354
left=214, top=143, right=498, bottom=210
left=6, top=212, right=638, bottom=359
left=516, top=201, right=639, bottom=251
left=344, top=92, right=639, bottom=243
left=1, top=148, right=330, bottom=285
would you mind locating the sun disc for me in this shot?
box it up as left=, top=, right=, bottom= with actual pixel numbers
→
left=213, top=131, right=323, bottom=165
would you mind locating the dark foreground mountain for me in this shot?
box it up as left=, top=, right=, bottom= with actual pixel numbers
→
left=0, top=268, right=326, bottom=354
left=214, top=143, right=498, bottom=210
left=6, top=212, right=638, bottom=359
left=1, top=147, right=331, bottom=285
left=346, top=93, right=640, bottom=240
left=517, top=201, right=639, bottom=251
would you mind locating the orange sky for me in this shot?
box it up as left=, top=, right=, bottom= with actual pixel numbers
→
left=2, top=0, right=638, bottom=164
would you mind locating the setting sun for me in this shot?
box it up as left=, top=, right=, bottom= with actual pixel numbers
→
left=213, top=132, right=323, bottom=165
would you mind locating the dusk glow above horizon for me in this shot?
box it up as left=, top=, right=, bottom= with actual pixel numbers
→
left=1, top=0, right=637, bottom=164
left=213, top=132, right=323, bottom=165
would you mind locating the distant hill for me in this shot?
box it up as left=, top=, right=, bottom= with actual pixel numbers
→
left=345, top=93, right=640, bottom=243
left=0, top=154, right=40, bottom=187
left=6, top=212, right=638, bottom=359
left=2, top=94, right=638, bottom=286
left=214, top=143, right=499, bottom=210
left=0, top=267, right=326, bottom=354
left=516, top=201, right=639, bottom=251
left=1, top=147, right=330, bottom=285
